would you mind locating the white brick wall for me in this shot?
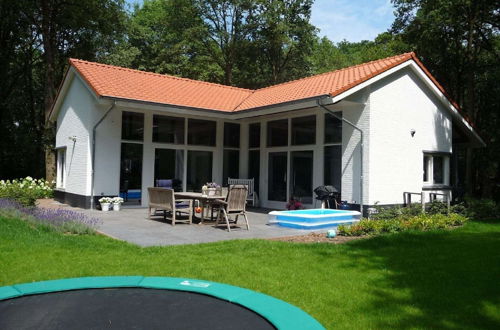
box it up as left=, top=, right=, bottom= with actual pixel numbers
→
left=367, top=68, right=452, bottom=205
left=55, top=76, right=95, bottom=196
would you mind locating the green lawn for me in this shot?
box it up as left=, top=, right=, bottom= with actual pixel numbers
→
left=1, top=216, right=499, bottom=329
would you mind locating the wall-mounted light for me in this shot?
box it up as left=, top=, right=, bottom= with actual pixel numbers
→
left=68, top=136, right=77, bottom=142
left=410, top=129, right=416, bottom=137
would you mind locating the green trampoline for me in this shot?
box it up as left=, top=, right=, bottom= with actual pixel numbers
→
left=0, top=276, right=324, bottom=330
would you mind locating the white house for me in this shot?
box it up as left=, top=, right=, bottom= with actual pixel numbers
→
left=48, top=52, right=484, bottom=213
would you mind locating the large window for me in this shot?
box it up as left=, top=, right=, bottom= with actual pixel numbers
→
left=154, top=149, right=184, bottom=190
left=56, top=148, right=66, bottom=189
left=292, top=115, right=316, bottom=145
left=153, top=115, right=184, bottom=144
left=267, top=119, right=288, bottom=147
left=223, top=149, right=240, bottom=184
left=324, top=112, right=342, bottom=144
left=223, top=123, right=240, bottom=185
left=186, top=151, right=213, bottom=191
left=291, top=151, right=314, bottom=204
left=120, top=143, right=143, bottom=201
left=122, top=112, right=144, bottom=141
left=248, top=150, right=260, bottom=193
left=188, top=119, right=216, bottom=146
left=324, top=146, right=342, bottom=193
left=268, top=152, right=287, bottom=201
left=223, top=123, right=240, bottom=148
left=249, top=123, right=261, bottom=148
left=423, top=153, right=448, bottom=185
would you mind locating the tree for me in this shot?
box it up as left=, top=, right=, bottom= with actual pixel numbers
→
left=30, top=0, right=127, bottom=181
left=0, top=0, right=127, bottom=180
left=391, top=0, right=500, bottom=198
left=250, top=0, right=316, bottom=85
left=309, top=33, right=409, bottom=74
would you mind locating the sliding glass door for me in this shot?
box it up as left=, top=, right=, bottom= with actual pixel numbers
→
left=120, top=143, right=143, bottom=203
left=268, top=152, right=287, bottom=201
left=154, top=148, right=184, bottom=191
left=186, top=150, right=212, bottom=192
left=290, top=151, right=313, bottom=204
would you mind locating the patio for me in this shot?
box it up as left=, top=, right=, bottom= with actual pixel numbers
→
left=40, top=200, right=321, bottom=246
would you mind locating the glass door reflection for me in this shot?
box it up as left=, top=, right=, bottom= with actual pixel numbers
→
left=268, top=152, right=287, bottom=201
left=290, top=151, right=313, bottom=204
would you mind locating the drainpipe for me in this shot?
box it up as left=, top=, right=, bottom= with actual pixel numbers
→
left=90, top=101, right=116, bottom=210
left=316, top=97, right=364, bottom=215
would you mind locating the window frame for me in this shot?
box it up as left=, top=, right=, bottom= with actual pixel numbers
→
left=152, top=114, right=185, bottom=144
left=56, top=147, right=66, bottom=189
left=423, top=152, right=450, bottom=186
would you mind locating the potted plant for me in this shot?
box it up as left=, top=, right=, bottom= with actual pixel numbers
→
left=205, top=182, right=220, bottom=196
left=286, top=197, right=303, bottom=210
left=112, top=197, right=124, bottom=211
left=98, top=197, right=113, bottom=211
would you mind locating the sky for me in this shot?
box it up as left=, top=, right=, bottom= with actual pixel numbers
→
left=311, top=0, right=396, bottom=42
left=125, top=0, right=396, bottom=43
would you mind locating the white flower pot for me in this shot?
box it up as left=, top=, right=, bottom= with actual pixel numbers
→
left=101, top=203, right=110, bottom=211
left=208, top=188, right=216, bottom=196
left=113, top=203, right=121, bottom=211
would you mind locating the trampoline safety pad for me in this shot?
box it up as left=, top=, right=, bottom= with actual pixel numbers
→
left=0, top=276, right=325, bottom=330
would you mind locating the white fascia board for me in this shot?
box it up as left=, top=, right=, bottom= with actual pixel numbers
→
left=326, top=60, right=484, bottom=147
left=48, top=69, right=75, bottom=122
left=406, top=62, right=485, bottom=147
left=111, top=97, right=321, bottom=120
left=48, top=68, right=103, bottom=122
left=112, top=99, right=233, bottom=119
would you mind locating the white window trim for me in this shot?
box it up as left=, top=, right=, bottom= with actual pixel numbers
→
left=423, top=152, right=450, bottom=186
left=56, top=147, right=67, bottom=189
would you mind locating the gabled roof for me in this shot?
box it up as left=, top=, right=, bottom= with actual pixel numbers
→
left=69, top=58, right=253, bottom=112
left=69, top=52, right=417, bottom=112
left=65, top=52, right=476, bottom=132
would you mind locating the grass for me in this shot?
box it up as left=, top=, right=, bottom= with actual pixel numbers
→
left=1, top=215, right=499, bottom=329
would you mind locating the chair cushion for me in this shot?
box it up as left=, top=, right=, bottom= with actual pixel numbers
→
left=175, top=202, right=190, bottom=208
left=156, top=179, right=173, bottom=188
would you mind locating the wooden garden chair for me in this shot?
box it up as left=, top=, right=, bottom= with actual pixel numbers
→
left=147, top=187, right=192, bottom=226
left=213, top=185, right=249, bottom=232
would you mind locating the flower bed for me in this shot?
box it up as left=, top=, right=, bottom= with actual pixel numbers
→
left=0, top=177, right=53, bottom=206
left=0, top=198, right=101, bottom=234
left=337, top=213, right=468, bottom=236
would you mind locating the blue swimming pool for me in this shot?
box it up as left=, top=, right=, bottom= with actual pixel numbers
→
left=268, top=209, right=361, bottom=230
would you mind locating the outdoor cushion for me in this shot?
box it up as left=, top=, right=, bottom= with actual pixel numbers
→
left=175, top=202, right=190, bottom=209
left=156, top=179, right=173, bottom=188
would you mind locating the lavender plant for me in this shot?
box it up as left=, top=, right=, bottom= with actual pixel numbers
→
left=0, top=198, right=101, bottom=234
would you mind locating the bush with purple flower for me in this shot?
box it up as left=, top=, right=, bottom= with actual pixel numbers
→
left=0, top=198, right=101, bottom=234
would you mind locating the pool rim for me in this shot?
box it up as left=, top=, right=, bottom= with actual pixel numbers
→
left=269, top=208, right=361, bottom=219
left=0, top=276, right=324, bottom=330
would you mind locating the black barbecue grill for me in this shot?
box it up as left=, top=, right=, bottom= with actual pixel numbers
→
left=314, top=185, right=340, bottom=209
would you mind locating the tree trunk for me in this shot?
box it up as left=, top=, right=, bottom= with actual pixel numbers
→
left=41, top=0, right=56, bottom=182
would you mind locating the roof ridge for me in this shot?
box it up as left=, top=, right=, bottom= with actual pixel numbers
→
left=69, top=58, right=254, bottom=93
left=252, top=52, right=415, bottom=92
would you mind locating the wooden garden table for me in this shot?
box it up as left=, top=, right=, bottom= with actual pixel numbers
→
left=174, top=192, right=226, bottom=223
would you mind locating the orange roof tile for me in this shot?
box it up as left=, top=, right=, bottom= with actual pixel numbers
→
left=236, top=53, right=414, bottom=110
left=69, top=52, right=469, bottom=126
left=70, top=59, right=253, bottom=111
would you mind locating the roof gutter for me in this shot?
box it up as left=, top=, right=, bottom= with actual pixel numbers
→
left=90, top=101, right=116, bottom=210
left=317, top=96, right=365, bottom=215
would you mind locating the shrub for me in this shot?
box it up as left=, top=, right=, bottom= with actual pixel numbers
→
left=371, top=203, right=422, bottom=220
left=0, top=198, right=101, bottom=234
left=464, top=198, right=498, bottom=220
left=337, top=213, right=469, bottom=237
left=0, top=177, right=53, bottom=206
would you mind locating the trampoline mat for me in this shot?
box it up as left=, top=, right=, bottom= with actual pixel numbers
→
left=0, top=288, right=276, bottom=330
